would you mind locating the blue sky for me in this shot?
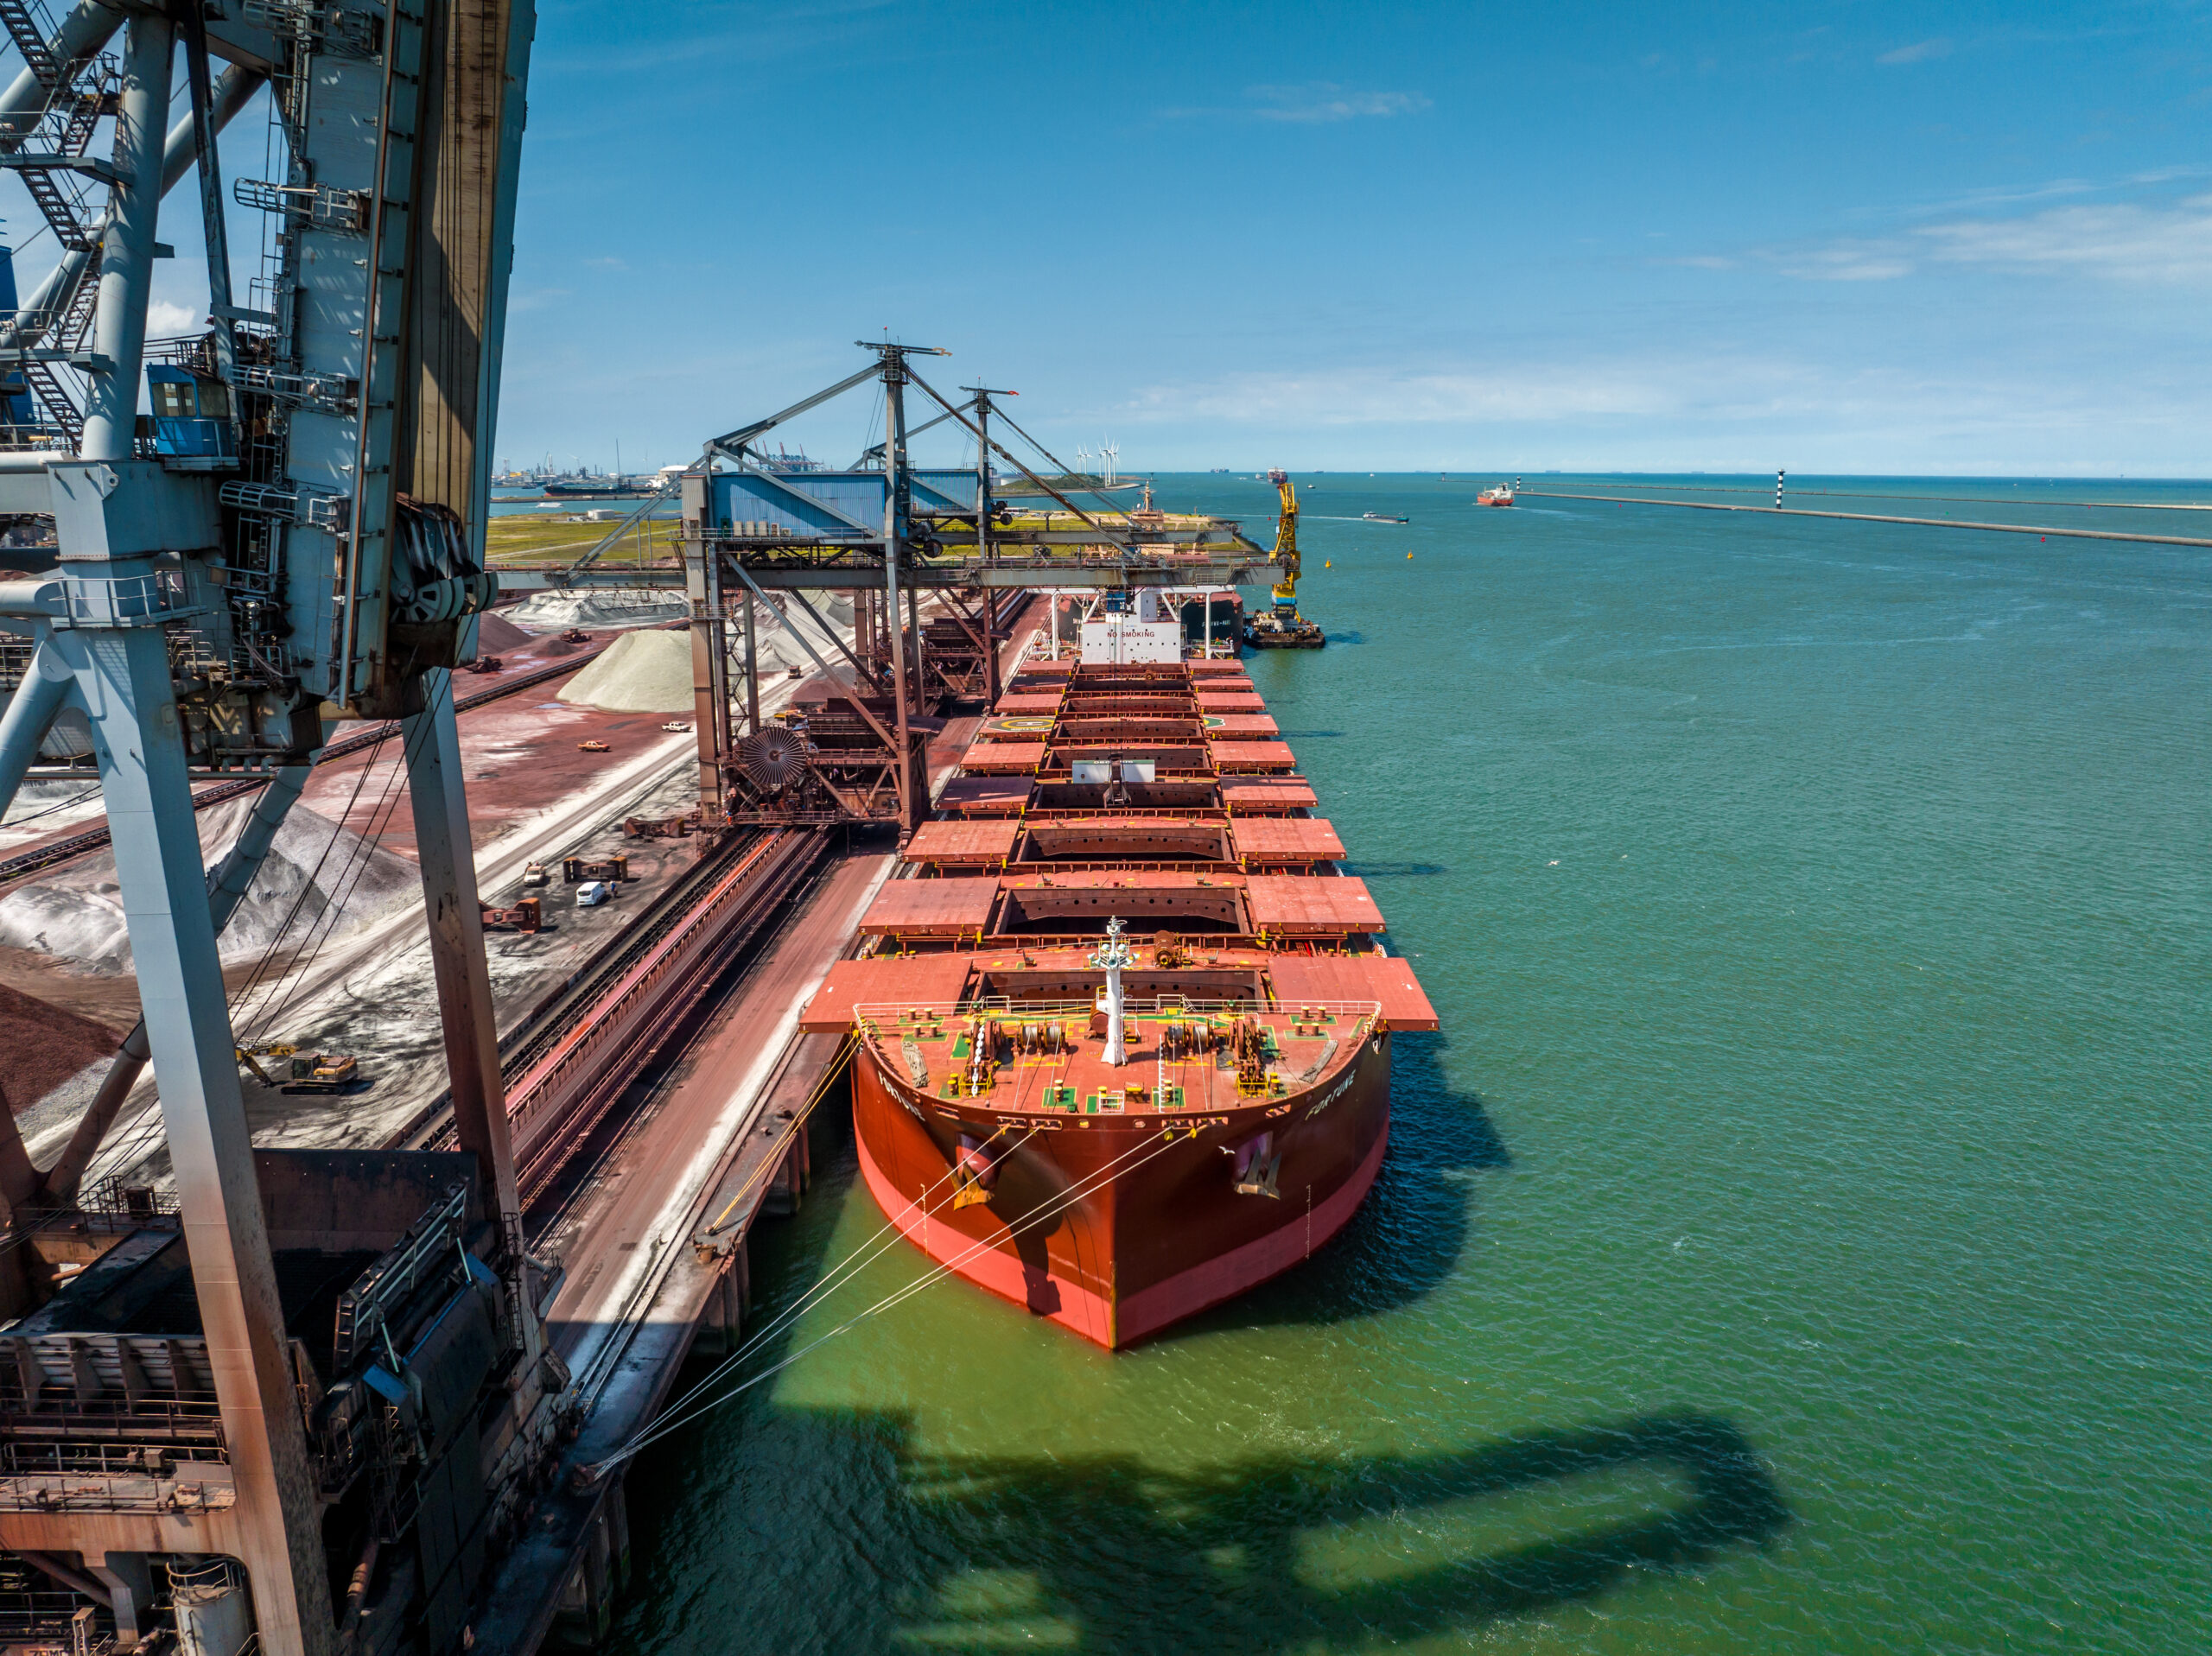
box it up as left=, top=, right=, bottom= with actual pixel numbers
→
left=27, top=1, right=2212, bottom=477
left=489, top=0, right=2210, bottom=477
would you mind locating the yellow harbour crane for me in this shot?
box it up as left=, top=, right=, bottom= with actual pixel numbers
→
left=1243, top=468, right=1325, bottom=649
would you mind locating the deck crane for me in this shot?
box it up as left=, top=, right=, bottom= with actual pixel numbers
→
left=1243, top=469, right=1326, bottom=648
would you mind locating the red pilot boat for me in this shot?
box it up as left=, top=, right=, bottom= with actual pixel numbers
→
left=801, top=655, right=1437, bottom=1348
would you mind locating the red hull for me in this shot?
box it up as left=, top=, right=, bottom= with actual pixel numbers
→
left=799, top=653, right=1438, bottom=1349
left=851, top=1031, right=1395, bottom=1348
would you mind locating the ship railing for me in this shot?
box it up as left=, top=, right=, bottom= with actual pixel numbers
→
left=1017, top=806, right=1232, bottom=820
left=989, top=859, right=1240, bottom=876
left=854, top=997, right=1382, bottom=1035
left=875, top=929, right=1379, bottom=951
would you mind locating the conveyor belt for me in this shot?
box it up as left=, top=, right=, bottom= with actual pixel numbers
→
left=0, top=644, right=613, bottom=885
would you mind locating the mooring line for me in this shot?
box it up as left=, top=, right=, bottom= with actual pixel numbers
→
left=589, top=1125, right=1187, bottom=1470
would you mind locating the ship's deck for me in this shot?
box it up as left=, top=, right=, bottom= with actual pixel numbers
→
left=854, top=999, right=1380, bottom=1118
left=801, top=652, right=1440, bottom=1050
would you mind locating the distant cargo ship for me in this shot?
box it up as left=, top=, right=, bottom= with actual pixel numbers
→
left=802, top=647, right=1436, bottom=1348
left=1478, top=485, right=1515, bottom=507
left=542, top=475, right=653, bottom=498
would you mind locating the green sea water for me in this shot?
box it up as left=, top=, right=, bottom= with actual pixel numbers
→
left=612, top=475, right=2212, bottom=1653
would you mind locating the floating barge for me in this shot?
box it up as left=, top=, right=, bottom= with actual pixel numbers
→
left=802, top=650, right=1435, bottom=1348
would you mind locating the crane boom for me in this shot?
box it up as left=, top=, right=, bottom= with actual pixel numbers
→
left=1270, top=467, right=1300, bottom=605
left=1243, top=467, right=1325, bottom=648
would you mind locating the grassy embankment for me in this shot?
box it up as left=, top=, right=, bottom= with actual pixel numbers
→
left=483, top=515, right=678, bottom=567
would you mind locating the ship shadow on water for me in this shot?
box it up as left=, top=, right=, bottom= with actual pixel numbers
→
left=1165, top=1033, right=1507, bottom=1342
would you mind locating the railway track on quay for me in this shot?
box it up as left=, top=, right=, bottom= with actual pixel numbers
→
left=393, top=822, right=837, bottom=1207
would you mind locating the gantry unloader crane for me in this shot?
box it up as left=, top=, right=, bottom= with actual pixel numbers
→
left=1242, top=468, right=1325, bottom=648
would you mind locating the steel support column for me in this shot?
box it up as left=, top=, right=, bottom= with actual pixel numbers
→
left=79, top=11, right=171, bottom=461
left=881, top=368, right=916, bottom=834
left=907, top=580, right=925, bottom=706
left=976, top=394, right=1001, bottom=705
left=176, top=3, right=238, bottom=386
left=64, top=624, right=336, bottom=1653
left=706, top=551, right=731, bottom=753
left=984, top=589, right=1001, bottom=705
left=741, top=586, right=760, bottom=734
left=0, top=634, right=67, bottom=813
left=688, top=540, right=726, bottom=815
left=401, top=674, right=531, bottom=1294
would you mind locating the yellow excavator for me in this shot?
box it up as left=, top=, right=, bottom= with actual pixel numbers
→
left=237, top=1042, right=362, bottom=1094
left=1242, top=468, right=1325, bottom=649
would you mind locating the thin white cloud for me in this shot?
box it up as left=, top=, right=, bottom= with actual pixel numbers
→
left=1088, top=352, right=2212, bottom=475
left=1769, top=239, right=1914, bottom=281
left=1919, top=193, right=2212, bottom=283
left=1631, top=179, right=2212, bottom=288
left=145, top=300, right=201, bottom=336
left=1878, top=38, right=1951, bottom=65
left=1898, top=177, right=2097, bottom=219
left=1164, top=84, right=1430, bottom=123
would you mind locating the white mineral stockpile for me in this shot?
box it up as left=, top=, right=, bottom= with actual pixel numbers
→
left=0, top=790, right=418, bottom=974
left=505, top=587, right=688, bottom=632
left=0, top=777, right=109, bottom=853
left=741, top=595, right=851, bottom=676
left=556, top=629, right=694, bottom=713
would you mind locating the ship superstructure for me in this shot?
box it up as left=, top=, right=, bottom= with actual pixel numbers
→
left=802, top=652, right=1435, bottom=1347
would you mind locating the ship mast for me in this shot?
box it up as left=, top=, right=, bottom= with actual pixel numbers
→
left=1090, top=914, right=1138, bottom=1066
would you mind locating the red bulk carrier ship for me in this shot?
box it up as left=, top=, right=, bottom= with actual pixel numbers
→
left=800, top=645, right=1436, bottom=1348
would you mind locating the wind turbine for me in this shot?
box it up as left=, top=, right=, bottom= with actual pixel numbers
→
left=1103, top=441, right=1119, bottom=486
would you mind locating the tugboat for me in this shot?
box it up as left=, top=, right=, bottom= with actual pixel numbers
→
left=1243, top=469, right=1325, bottom=650
left=1360, top=511, right=1409, bottom=523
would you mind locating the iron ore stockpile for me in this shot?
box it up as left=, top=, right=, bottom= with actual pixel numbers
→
left=799, top=646, right=1438, bottom=1347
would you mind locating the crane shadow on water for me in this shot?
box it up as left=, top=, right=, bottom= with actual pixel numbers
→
left=883, top=1412, right=1789, bottom=1653
left=617, top=1088, right=1785, bottom=1653
left=621, top=1401, right=1788, bottom=1653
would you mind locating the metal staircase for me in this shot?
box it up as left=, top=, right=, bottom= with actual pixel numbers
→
left=16, top=245, right=96, bottom=447
left=3, top=60, right=113, bottom=252
left=0, top=21, right=111, bottom=450
left=0, top=0, right=59, bottom=89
